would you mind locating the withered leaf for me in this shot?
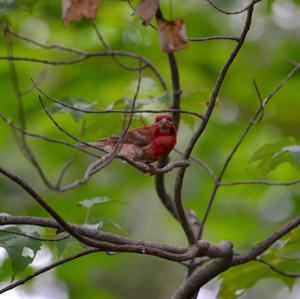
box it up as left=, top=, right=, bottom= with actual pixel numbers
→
left=157, top=19, right=188, bottom=53
left=62, top=0, right=100, bottom=26
left=135, top=0, right=159, bottom=25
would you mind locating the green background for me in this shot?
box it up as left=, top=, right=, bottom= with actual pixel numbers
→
left=0, top=0, right=300, bottom=298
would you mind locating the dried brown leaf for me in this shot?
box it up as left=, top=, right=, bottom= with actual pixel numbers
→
left=135, top=0, right=159, bottom=25
left=62, top=0, right=100, bottom=26
left=157, top=19, right=188, bottom=53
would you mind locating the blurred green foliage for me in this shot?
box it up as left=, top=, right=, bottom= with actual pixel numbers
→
left=0, top=0, right=300, bottom=298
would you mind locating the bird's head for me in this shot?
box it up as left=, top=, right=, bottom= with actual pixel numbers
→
left=154, top=115, right=176, bottom=136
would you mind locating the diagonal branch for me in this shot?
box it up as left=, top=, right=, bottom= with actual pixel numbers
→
left=174, top=1, right=258, bottom=243
left=199, top=63, right=300, bottom=238
left=0, top=248, right=99, bottom=295
left=232, top=215, right=300, bottom=265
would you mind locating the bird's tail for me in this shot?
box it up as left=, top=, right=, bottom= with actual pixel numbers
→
left=74, top=141, right=112, bottom=154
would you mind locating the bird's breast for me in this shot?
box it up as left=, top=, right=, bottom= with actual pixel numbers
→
left=152, top=136, right=176, bottom=156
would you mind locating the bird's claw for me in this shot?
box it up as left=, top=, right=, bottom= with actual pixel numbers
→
left=143, top=164, right=156, bottom=176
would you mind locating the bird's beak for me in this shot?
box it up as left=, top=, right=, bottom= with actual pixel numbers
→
left=160, top=118, right=168, bottom=127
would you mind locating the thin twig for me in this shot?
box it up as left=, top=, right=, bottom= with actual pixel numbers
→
left=33, top=83, right=204, bottom=120
left=206, top=0, right=261, bottom=15
left=253, top=79, right=264, bottom=123
left=0, top=112, right=102, bottom=159
left=0, top=51, right=168, bottom=92
left=91, top=19, right=145, bottom=71
left=199, top=63, right=300, bottom=238
left=173, top=2, right=257, bottom=241
left=3, top=25, right=54, bottom=190
left=221, top=178, right=300, bottom=187
left=189, top=36, right=239, bottom=42
left=0, top=248, right=99, bottom=295
left=0, top=228, right=70, bottom=242
left=175, top=149, right=217, bottom=182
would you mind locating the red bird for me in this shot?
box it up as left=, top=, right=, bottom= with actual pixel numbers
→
left=86, top=115, right=176, bottom=163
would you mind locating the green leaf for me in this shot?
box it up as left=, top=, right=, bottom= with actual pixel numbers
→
left=49, top=97, right=97, bottom=122
left=90, top=218, right=127, bottom=234
left=106, top=92, right=171, bottom=112
left=78, top=196, right=111, bottom=209
left=218, top=261, right=294, bottom=299
left=219, top=228, right=300, bottom=299
left=265, top=227, right=300, bottom=260
left=148, top=92, right=171, bottom=105
left=56, top=232, right=85, bottom=258
left=0, top=227, right=42, bottom=276
left=250, top=138, right=300, bottom=173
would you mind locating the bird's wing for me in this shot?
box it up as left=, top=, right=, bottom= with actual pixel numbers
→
left=97, top=125, right=154, bottom=146
left=123, top=126, right=154, bottom=145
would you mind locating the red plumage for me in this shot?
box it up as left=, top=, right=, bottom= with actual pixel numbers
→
left=87, top=114, right=176, bottom=163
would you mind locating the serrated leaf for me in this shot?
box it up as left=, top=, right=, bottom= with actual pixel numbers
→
left=0, top=227, right=42, bottom=276
left=49, top=97, right=97, bottom=122
left=250, top=138, right=300, bottom=173
left=78, top=196, right=111, bottom=209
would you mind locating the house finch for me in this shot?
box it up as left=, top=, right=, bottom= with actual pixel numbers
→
left=83, top=114, right=176, bottom=163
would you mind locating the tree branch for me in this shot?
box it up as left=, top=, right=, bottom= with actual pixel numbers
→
left=171, top=241, right=233, bottom=299
left=199, top=63, right=300, bottom=238
left=173, top=1, right=257, bottom=242
left=0, top=248, right=99, bottom=295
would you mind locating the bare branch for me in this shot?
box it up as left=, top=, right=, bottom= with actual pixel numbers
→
left=0, top=165, right=114, bottom=249
left=253, top=78, right=264, bottom=123
left=221, top=178, right=300, bottom=187
left=10, top=30, right=86, bottom=54
left=175, top=149, right=218, bottom=182
left=171, top=241, right=233, bottom=299
left=3, top=25, right=55, bottom=190
left=199, top=63, right=300, bottom=238
left=0, top=248, right=99, bottom=295
left=0, top=215, right=233, bottom=260
left=0, top=228, right=69, bottom=242
left=90, top=19, right=145, bottom=71
left=0, top=112, right=102, bottom=159
left=206, top=0, right=261, bottom=15
left=189, top=36, right=239, bottom=42
left=33, top=83, right=204, bottom=120
left=174, top=1, right=258, bottom=241
left=0, top=51, right=167, bottom=92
